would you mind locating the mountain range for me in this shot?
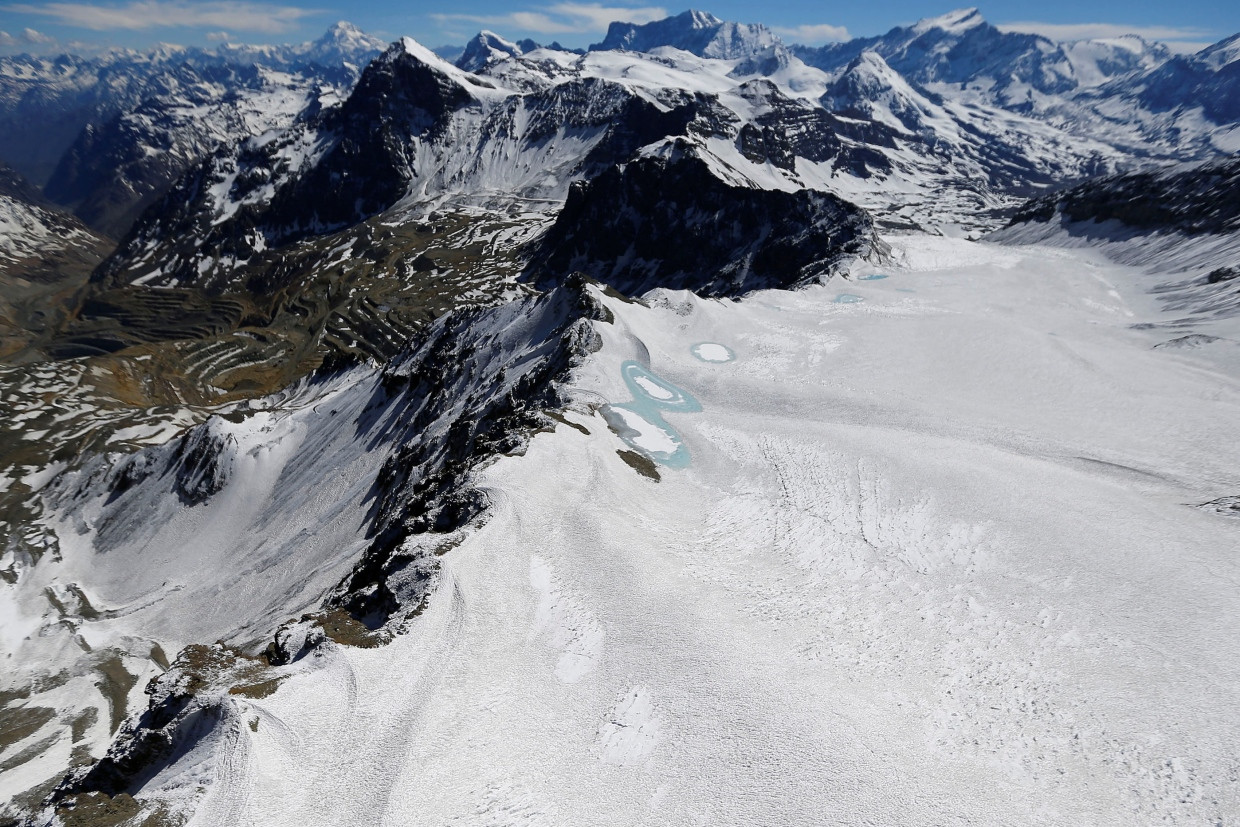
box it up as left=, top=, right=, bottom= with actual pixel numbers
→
left=2, top=8, right=1239, bottom=826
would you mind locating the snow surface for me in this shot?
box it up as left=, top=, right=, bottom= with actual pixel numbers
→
left=0, top=194, right=93, bottom=262
left=129, top=233, right=1240, bottom=825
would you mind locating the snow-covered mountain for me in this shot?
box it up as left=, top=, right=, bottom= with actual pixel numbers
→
left=89, top=37, right=894, bottom=295
left=91, top=24, right=1145, bottom=300
left=1080, top=32, right=1240, bottom=153
left=0, top=162, right=112, bottom=357
left=0, top=22, right=384, bottom=231
left=590, top=9, right=780, bottom=59
left=4, top=9, right=1240, bottom=827
left=794, top=8, right=1240, bottom=158
left=794, top=8, right=1170, bottom=100
left=816, top=47, right=1119, bottom=200
left=41, top=64, right=358, bottom=239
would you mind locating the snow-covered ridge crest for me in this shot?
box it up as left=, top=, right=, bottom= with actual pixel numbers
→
left=1198, top=33, right=1240, bottom=69
left=17, top=279, right=609, bottom=816
left=398, top=35, right=509, bottom=98
left=912, top=7, right=985, bottom=35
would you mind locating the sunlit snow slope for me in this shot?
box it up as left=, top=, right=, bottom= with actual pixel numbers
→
left=156, top=235, right=1239, bottom=825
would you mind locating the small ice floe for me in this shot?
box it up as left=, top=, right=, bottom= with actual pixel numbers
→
left=603, top=405, right=687, bottom=465
left=835, top=294, right=864, bottom=304
left=621, top=362, right=700, bottom=412
left=690, top=342, right=736, bottom=363
left=529, top=555, right=604, bottom=684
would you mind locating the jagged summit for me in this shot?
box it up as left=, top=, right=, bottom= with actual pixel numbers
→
left=304, top=21, right=386, bottom=63
left=456, top=30, right=526, bottom=72
left=821, top=50, right=952, bottom=137
left=590, top=9, right=780, bottom=59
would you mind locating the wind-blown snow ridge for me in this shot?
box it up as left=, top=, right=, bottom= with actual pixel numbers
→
left=912, top=7, right=985, bottom=35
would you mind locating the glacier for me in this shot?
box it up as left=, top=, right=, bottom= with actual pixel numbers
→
left=2, top=8, right=1240, bottom=826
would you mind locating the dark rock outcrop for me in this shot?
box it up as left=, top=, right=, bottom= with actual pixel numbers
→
left=527, top=143, right=882, bottom=297
left=331, top=278, right=607, bottom=626
left=172, top=418, right=236, bottom=505
left=1007, top=156, right=1240, bottom=236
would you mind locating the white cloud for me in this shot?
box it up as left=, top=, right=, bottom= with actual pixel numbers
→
left=771, top=23, right=849, bottom=44
left=545, top=3, right=664, bottom=30
left=21, top=26, right=54, bottom=43
left=0, top=26, right=55, bottom=49
left=432, top=3, right=668, bottom=36
left=6, top=1, right=322, bottom=34
left=205, top=30, right=231, bottom=42
left=996, top=20, right=1215, bottom=45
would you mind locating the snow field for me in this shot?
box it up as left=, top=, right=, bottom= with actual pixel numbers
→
left=177, top=234, right=1240, bottom=824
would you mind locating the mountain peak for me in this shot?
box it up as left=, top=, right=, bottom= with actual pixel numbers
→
left=456, top=30, right=525, bottom=71
left=590, top=10, right=779, bottom=59
left=684, top=9, right=725, bottom=28
left=851, top=49, right=894, bottom=72
left=824, top=48, right=933, bottom=130
left=315, top=21, right=368, bottom=46
left=912, top=8, right=985, bottom=35
left=324, top=21, right=362, bottom=37
left=1199, top=32, right=1240, bottom=69
left=305, top=20, right=385, bottom=62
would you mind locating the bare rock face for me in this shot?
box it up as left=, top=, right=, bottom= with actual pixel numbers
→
left=172, top=417, right=237, bottom=505
left=1007, top=156, right=1240, bottom=236
left=528, top=142, right=884, bottom=298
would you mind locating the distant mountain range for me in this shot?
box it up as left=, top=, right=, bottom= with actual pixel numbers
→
left=3, top=8, right=1237, bottom=246
left=0, top=22, right=385, bottom=235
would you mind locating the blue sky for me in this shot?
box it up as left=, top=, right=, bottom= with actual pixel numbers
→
left=1, top=0, right=1236, bottom=56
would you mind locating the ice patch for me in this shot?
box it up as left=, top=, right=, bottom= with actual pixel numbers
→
left=621, top=362, right=700, bottom=412
left=529, top=555, right=603, bottom=684
left=632, top=375, right=675, bottom=400
left=598, top=686, right=660, bottom=766
left=603, top=405, right=685, bottom=459
left=858, top=274, right=889, bottom=281
left=835, top=294, right=864, bottom=304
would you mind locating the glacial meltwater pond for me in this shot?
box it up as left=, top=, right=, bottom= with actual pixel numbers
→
left=835, top=294, right=864, bottom=304
left=691, top=342, right=736, bottom=363
left=602, top=360, right=706, bottom=468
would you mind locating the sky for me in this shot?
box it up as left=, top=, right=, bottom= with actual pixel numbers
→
left=1, top=0, right=1237, bottom=57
